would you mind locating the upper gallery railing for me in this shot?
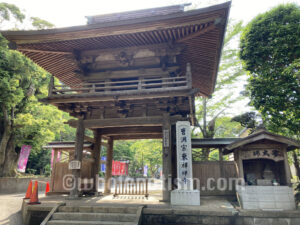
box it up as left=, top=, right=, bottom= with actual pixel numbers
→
left=48, top=63, right=192, bottom=97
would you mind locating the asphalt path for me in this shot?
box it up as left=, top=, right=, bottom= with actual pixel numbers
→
left=0, top=193, right=24, bottom=225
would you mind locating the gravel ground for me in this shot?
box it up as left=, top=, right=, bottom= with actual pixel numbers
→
left=0, top=193, right=24, bottom=225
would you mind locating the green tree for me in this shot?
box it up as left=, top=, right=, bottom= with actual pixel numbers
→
left=130, top=140, right=162, bottom=177
left=30, top=17, right=54, bottom=29
left=240, top=4, right=300, bottom=136
left=0, top=2, right=25, bottom=27
left=0, top=3, right=63, bottom=176
left=194, top=21, right=245, bottom=160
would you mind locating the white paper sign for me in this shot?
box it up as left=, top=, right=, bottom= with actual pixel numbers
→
left=176, top=121, right=193, bottom=190
left=69, top=160, right=81, bottom=170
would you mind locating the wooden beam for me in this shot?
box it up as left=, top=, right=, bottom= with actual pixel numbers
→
left=100, top=126, right=162, bottom=135
left=42, top=88, right=198, bottom=104
left=111, top=133, right=162, bottom=140
left=84, top=135, right=108, bottom=148
left=67, top=115, right=183, bottom=129
left=83, top=66, right=179, bottom=81
left=80, top=43, right=184, bottom=60
left=19, top=48, right=72, bottom=55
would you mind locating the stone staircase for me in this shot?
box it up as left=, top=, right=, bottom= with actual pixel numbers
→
left=46, top=205, right=143, bottom=225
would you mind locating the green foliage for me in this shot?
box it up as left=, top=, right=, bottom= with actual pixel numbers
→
left=0, top=3, right=62, bottom=176
left=101, top=139, right=162, bottom=177
left=113, top=140, right=135, bottom=161
left=240, top=4, right=300, bottom=135
left=131, top=139, right=162, bottom=177
left=0, top=2, right=25, bottom=23
left=30, top=17, right=54, bottom=29
left=0, top=32, right=69, bottom=176
left=231, top=112, right=261, bottom=131
left=194, top=21, right=245, bottom=160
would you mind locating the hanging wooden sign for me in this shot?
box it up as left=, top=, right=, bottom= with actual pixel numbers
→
left=240, top=149, right=284, bottom=162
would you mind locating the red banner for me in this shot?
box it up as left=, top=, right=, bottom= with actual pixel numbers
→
left=112, top=160, right=128, bottom=176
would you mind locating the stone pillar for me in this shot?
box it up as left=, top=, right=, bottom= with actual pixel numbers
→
left=162, top=113, right=172, bottom=201
left=170, top=121, right=200, bottom=206
left=104, top=137, right=114, bottom=194
left=92, top=129, right=102, bottom=193
left=70, top=118, right=85, bottom=198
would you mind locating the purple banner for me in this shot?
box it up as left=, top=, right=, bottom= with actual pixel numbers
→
left=17, top=145, right=32, bottom=172
left=144, top=165, right=148, bottom=177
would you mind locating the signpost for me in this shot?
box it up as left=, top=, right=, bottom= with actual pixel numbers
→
left=171, top=121, right=200, bottom=205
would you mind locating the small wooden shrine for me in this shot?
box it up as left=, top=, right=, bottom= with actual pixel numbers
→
left=224, top=129, right=300, bottom=210
left=43, top=141, right=97, bottom=194
left=2, top=2, right=231, bottom=201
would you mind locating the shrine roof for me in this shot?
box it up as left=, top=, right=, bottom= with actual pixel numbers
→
left=191, top=138, right=239, bottom=149
left=225, top=129, right=300, bottom=152
left=1, top=2, right=231, bottom=97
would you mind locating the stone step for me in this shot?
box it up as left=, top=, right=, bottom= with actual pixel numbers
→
left=59, top=206, right=138, bottom=214
left=47, top=220, right=136, bottom=225
left=52, top=212, right=137, bottom=222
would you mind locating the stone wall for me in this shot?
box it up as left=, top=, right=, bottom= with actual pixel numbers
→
left=0, top=177, right=50, bottom=194
left=142, top=208, right=300, bottom=225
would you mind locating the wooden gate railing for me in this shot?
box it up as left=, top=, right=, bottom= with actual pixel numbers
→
left=114, top=179, right=149, bottom=197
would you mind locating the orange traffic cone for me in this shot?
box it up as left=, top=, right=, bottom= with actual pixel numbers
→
left=24, top=180, right=32, bottom=199
left=28, top=181, right=40, bottom=205
left=45, top=181, right=50, bottom=195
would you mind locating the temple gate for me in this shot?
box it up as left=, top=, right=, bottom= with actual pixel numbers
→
left=2, top=2, right=231, bottom=201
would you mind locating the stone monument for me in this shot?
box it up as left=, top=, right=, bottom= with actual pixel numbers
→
left=171, top=121, right=200, bottom=205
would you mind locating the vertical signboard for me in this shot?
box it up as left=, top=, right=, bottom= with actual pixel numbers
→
left=163, top=129, right=170, bottom=148
left=176, top=121, right=193, bottom=190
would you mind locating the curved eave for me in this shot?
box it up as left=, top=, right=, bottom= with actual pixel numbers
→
left=1, top=2, right=231, bottom=44
left=1, top=2, right=231, bottom=96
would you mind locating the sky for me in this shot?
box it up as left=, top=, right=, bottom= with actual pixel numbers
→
left=3, top=0, right=299, bottom=28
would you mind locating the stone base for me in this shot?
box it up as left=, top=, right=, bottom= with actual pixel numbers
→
left=236, top=185, right=296, bottom=210
left=170, top=189, right=200, bottom=206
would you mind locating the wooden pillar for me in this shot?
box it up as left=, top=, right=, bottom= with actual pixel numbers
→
left=70, top=118, right=85, bottom=198
left=92, top=129, right=102, bottom=193
left=104, top=137, right=114, bottom=194
left=50, top=149, right=58, bottom=192
left=162, top=113, right=172, bottom=201
left=219, top=148, right=224, bottom=178
left=235, top=149, right=244, bottom=184
left=283, top=147, right=292, bottom=186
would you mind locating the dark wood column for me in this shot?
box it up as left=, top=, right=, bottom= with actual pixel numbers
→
left=70, top=118, right=85, bottom=198
left=50, top=149, right=58, bottom=192
left=92, top=129, right=102, bottom=193
left=162, top=113, right=172, bottom=201
left=219, top=148, right=224, bottom=178
left=104, top=137, right=114, bottom=194
left=283, top=147, right=292, bottom=186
